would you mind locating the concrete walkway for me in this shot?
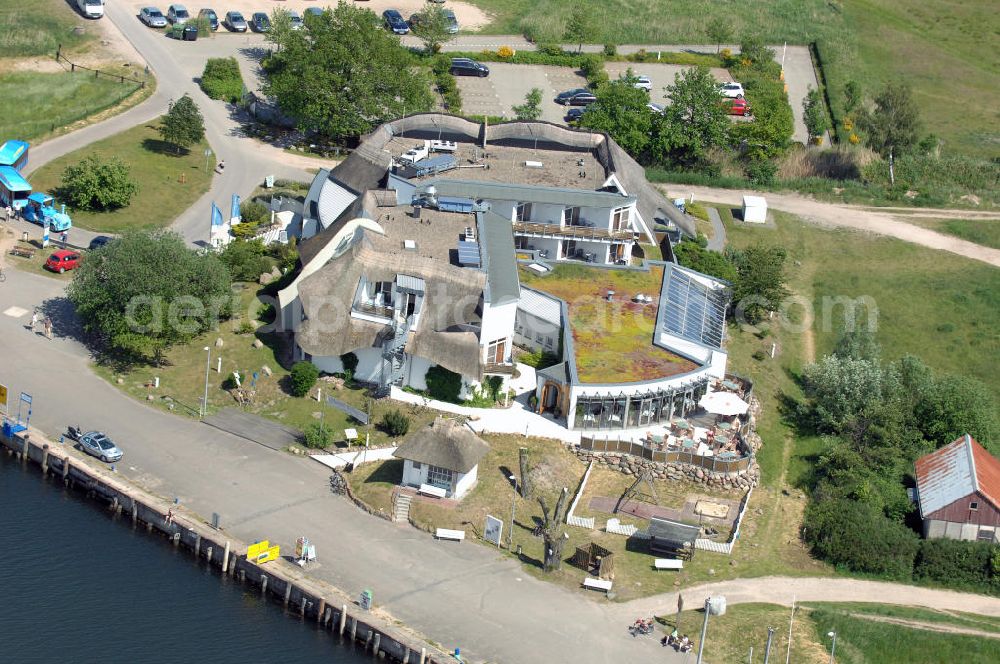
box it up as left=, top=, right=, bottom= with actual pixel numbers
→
left=705, top=207, right=726, bottom=252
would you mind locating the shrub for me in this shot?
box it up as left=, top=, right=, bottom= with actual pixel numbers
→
left=579, top=54, right=606, bottom=88
left=603, top=43, right=617, bottom=57
left=235, top=320, right=256, bottom=335
left=425, top=365, right=462, bottom=403
left=200, top=57, right=244, bottom=104
left=256, top=303, right=275, bottom=323
left=60, top=154, right=139, bottom=211
left=340, top=352, right=359, bottom=375
left=240, top=200, right=270, bottom=225
left=745, top=158, right=778, bottom=186
left=303, top=422, right=333, bottom=449
left=519, top=349, right=560, bottom=369
left=914, top=538, right=998, bottom=592
left=219, top=239, right=271, bottom=282
left=497, top=45, right=514, bottom=58
left=380, top=409, right=411, bottom=437
left=221, top=373, right=238, bottom=390
left=289, top=361, right=319, bottom=397
left=752, top=349, right=768, bottom=361
left=539, top=43, right=565, bottom=57
left=803, top=498, right=919, bottom=580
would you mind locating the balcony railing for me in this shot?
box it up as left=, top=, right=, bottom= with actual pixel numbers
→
left=483, top=361, right=517, bottom=375
left=513, top=221, right=634, bottom=242
left=354, top=302, right=394, bottom=319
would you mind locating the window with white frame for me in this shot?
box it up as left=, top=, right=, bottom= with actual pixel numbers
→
left=515, top=202, right=533, bottom=222
left=612, top=206, right=630, bottom=231
left=427, top=465, right=453, bottom=490
left=486, top=338, right=507, bottom=364
left=563, top=206, right=581, bottom=226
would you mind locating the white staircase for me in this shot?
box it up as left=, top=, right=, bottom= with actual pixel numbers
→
left=393, top=491, right=412, bottom=523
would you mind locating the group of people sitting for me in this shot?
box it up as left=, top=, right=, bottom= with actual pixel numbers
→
left=661, top=630, right=694, bottom=653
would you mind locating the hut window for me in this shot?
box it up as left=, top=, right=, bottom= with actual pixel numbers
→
left=412, top=461, right=422, bottom=470
left=427, top=465, right=453, bottom=490
left=970, top=501, right=979, bottom=511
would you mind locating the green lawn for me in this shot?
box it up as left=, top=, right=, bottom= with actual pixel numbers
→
left=0, top=0, right=94, bottom=57
left=0, top=71, right=147, bottom=143
left=802, top=602, right=1000, bottom=635
left=467, top=0, right=997, bottom=158
left=28, top=119, right=213, bottom=233
left=5, top=238, right=73, bottom=282
left=901, top=217, right=1000, bottom=251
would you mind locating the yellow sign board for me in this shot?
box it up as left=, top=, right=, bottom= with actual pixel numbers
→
left=0, top=384, right=7, bottom=407
left=247, top=540, right=280, bottom=564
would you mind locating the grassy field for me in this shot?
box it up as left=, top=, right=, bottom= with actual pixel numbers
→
left=4, top=238, right=74, bottom=281
left=0, top=71, right=146, bottom=143
left=28, top=119, right=213, bottom=233
left=95, top=284, right=439, bottom=443
left=0, top=0, right=94, bottom=57
left=468, top=0, right=998, bottom=158
left=801, top=602, right=1000, bottom=635
left=900, top=216, right=1000, bottom=251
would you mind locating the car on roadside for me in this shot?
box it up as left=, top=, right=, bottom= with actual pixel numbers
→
left=449, top=57, right=489, bottom=77
left=304, top=6, right=324, bottom=17
left=724, top=98, right=752, bottom=117
left=198, top=8, right=219, bottom=30
left=223, top=10, right=247, bottom=32
left=45, top=249, right=82, bottom=274
left=564, top=107, right=586, bottom=123
left=647, top=102, right=665, bottom=114
left=139, top=7, right=168, bottom=27
left=442, top=8, right=459, bottom=33
left=555, top=88, right=597, bottom=106
left=78, top=431, right=124, bottom=463
left=630, top=74, right=652, bottom=92
left=288, top=10, right=304, bottom=29
left=250, top=11, right=270, bottom=32
left=88, top=235, right=114, bottom=251
left=719, top=82, right=745, bottom=99
left=383, top=9, right=409, bottom=34
left=166, top=4, right=190, bottom=23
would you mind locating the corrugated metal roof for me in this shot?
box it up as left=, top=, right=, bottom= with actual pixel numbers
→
left=429, top=179, right=634, bottom=209
left=0, top=165, right=31, bottom=191
left=478, top=211, right=519, bottom=305
left=396, top=274, right=425, bottom=291
left=518, top=287, right=562, bottom=326
left=317, top=178, right=358, bottom=229
left=915, top=435, right=1000, bottom=515
left=0, top=140, right=29, bottom=167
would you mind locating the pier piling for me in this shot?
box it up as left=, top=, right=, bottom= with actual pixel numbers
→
left=41, top=444, right=49, bottom=473
left=318, top=600, right=328, bottom=626
left=222, top=541, right=230, bottom=573
left=372, top=632, right=381, bottom=656
left=339, top=605, right=347, bottom=635
left=419, top=647, right=426, bottom=664
left=260, top=575, right=268, bottom=595
left=284, top=583, right=292, bottom=607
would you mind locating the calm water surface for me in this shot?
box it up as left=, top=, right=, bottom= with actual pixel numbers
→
left=0, top=456, right=369, bottom=664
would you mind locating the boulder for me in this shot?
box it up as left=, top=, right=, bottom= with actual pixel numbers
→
left=259, top=272, right=274, bottom=285
left=215, top=338, right=224, bottom=348
left=252, top=339, right=264, bottom=349
left=262, top=365, right=273, bottom=377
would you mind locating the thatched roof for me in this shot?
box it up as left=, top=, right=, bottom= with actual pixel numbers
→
left=296, top=232, right=487, bottom=378
left=393, top=418, right=490, bottom=473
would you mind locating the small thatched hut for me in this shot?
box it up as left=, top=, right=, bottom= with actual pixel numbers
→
left=393, top=418, right=490, bottom=499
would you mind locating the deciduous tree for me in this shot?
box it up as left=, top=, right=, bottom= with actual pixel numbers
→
left=537, top=488, right=569, bottom=572
left=410, top=4, right=455, bottom=54
left=564, top=4, right=595, bottom=53
left=857, top=83, right=921, bottom=159
left=650, top=66, right=730, bottom=167
left=264, top=3, right=433, bottom=140
left=726, top=243, right=789, bottom=324
left=159, top=94, right=205, bottom=154
left=579, top=73, right=653, bottom=158
left=706, top=17, right=732, bottom=54
left=512, top=88, right=543, bottom=121
left=60, top=154, right=139, bottom=211
left=803, top=86, right=829, bottom=143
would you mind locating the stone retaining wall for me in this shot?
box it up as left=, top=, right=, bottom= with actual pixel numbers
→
left=574, top=448, right=759, bottom=492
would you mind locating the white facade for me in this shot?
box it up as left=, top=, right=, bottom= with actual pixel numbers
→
left=401, top=458, right=479, bottom=499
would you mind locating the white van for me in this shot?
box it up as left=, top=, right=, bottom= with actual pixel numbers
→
left=76, top=0, right=104, bottom=19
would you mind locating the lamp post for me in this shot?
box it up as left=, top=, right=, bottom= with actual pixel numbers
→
left=827, top=631, right=837, bottom=664
left=696, top=597, right=711, bottom=664
left=507, top=474, right=517, bottom=552
left=201, top=346, right=211, bottom=419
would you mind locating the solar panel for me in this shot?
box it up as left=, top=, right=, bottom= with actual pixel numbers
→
left=457, top=240, right=481, bottom=267
left=661, top=267, right=727, bottom=348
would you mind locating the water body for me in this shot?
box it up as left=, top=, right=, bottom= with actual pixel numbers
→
left=0, top=457, right=369, bottom=664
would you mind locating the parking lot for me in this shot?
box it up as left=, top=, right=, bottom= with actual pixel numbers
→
left=603, top=61, right=733, bottom=106
left=454, top=63, right=587, bottom=124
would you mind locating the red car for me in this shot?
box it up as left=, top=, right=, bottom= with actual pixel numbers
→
left=726, top=98, right=751, bottom=117
left=45, top=249, right=81, bottom=273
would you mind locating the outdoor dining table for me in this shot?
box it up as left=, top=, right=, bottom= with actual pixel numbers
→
left=673, top=419, right=690, bottom=429
left=682, top=438, right=695, bottom=448
left=722, top=380, right=740, bottom=391
left=716, top=421, right=732, bottom=431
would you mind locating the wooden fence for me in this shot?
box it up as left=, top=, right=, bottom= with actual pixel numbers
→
left=579, top=436, right=752, bottom=474
left=56, top=48, right=148, bottom=87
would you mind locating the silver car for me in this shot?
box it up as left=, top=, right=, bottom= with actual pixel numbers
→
left=139, top=6, right=168, bottom=27
left=79, top=431, right=124, bottom=463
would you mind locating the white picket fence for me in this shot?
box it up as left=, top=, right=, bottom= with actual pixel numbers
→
left=605, top=518, right=638, bottom=537
left=693, top=485, right=755, bottom=555
left=565, top=460, right=595, bottom=530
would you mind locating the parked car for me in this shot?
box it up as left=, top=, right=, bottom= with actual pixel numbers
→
left=197, top=8, right=219, bottom=30
left=88, top=236, right=114, bottom=251
left=564, top=107, right=586, bottom=123
left=719, top=82, right=745, bottom=99
left=139, top=7, right=168, bottom=27
left=76, top=0, right=105, bottom=19
left=166, top=4, right=190, bottom=23
left=725, top=98, right=751, bottom=116
left=223, top=10, right=247, bottom=32
left=304, top=6, right=324, bottom=17
left=647, top=102, right=665, bottom=114
left=250, top=11, right=270, bottom=32
left=442, top=9, right=459, bottom=33
left=630, top=75, right=652, bottom=92
left=555, top=88, right=597, bottom=106
left=45, top=249, right=82, bottom=274
left=78, top=431, right=124, bottom=463
left=288, top=10, right=303, bottom=29
left=449, top=57, right=489, bottom=77
left=382, top=9, right=408, bottom=34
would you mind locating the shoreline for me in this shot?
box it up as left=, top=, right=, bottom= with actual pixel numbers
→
left=0, top=424, right=452, bottom=664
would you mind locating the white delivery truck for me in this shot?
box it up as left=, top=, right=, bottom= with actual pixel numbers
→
left=76, top=0, right=105, bottom=19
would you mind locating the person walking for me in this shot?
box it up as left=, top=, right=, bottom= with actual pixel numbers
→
left=30, top=310, right=39, bottom=332
left=60, top=230, right=69, bottom=246
left=43, top=316, right=52, bottom=339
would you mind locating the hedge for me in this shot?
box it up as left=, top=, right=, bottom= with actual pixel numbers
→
left=200, top=57, right=244, bottom=104
left=913, top=538, right=999, bottom=593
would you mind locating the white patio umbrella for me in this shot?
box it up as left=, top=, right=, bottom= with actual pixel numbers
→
left=699, top=390, right=750, bottom=416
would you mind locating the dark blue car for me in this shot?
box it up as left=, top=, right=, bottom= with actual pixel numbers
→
left=382, top=9, right=408, bottom=35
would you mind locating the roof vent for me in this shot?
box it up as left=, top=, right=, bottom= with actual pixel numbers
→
left=524, top=160, right=543, bottom=169
left=403, top=240, right=417, bottom=250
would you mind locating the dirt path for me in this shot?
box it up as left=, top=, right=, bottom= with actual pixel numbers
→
left=847, top=612, right=1000, bottom=640
left=663, top=185, right=1000, bottom=268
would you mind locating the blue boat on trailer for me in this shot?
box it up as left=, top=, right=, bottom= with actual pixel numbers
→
left=0, top=140, right=29, bottom=172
